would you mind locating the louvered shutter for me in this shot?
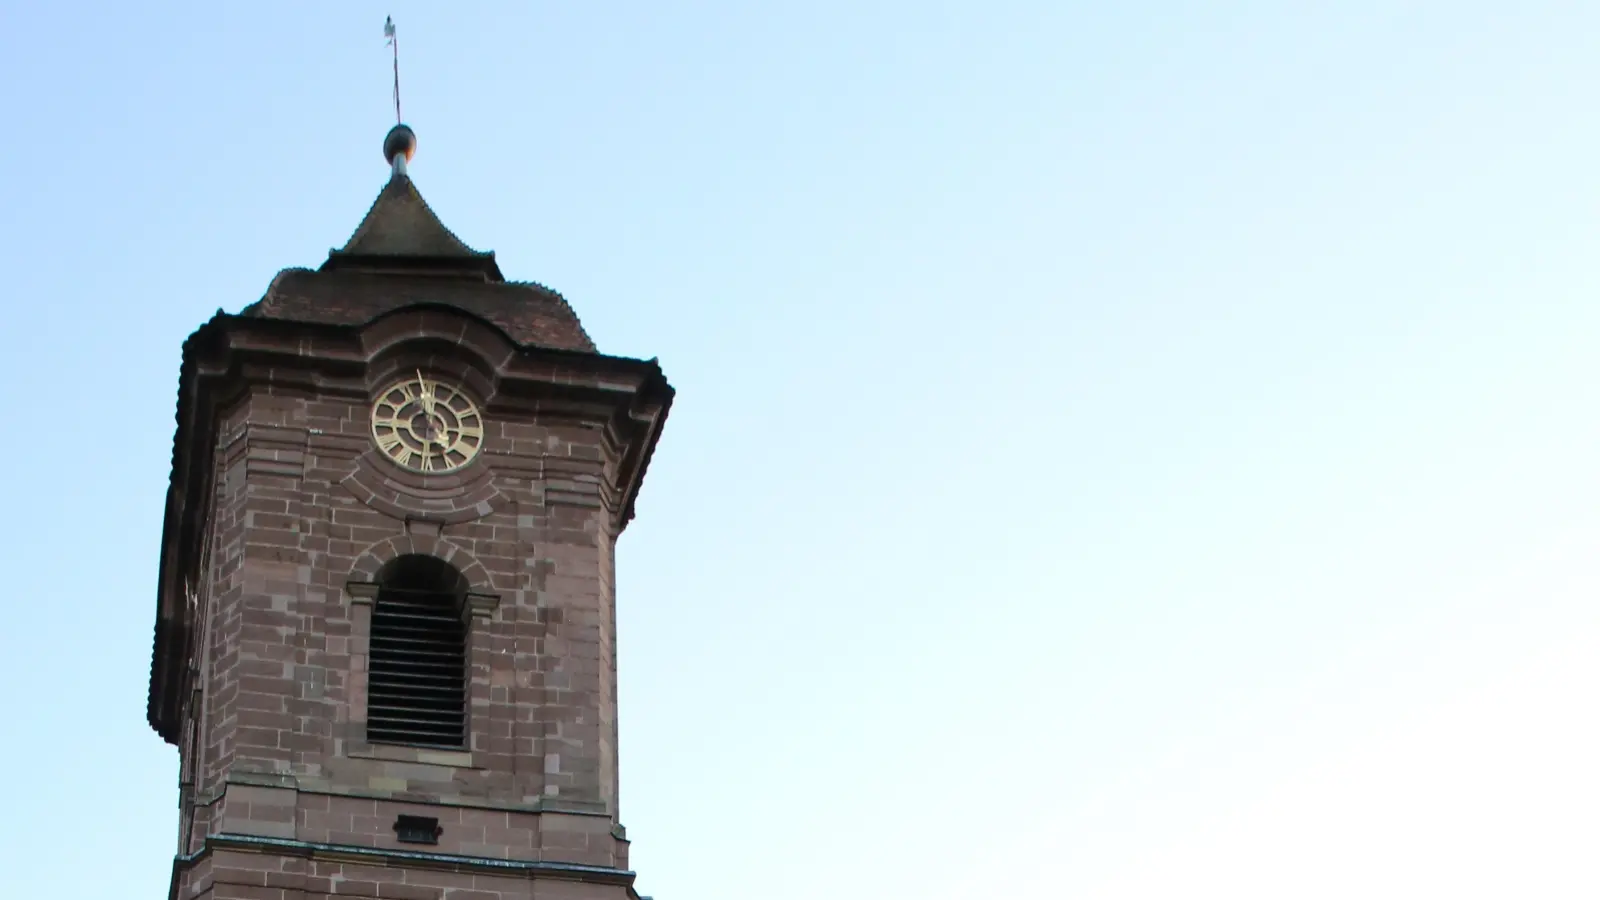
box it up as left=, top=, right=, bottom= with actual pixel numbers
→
left=366, top=582, right=468, bottom=748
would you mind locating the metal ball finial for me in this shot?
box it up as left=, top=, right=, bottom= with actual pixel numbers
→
left=382, top=121, right=416, bottom=165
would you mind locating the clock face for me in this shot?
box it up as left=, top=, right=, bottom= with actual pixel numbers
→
left=370, top=372, right=485, bottom=473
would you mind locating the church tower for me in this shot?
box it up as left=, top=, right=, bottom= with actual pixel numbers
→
left=146, top=124, right=672, bottom=900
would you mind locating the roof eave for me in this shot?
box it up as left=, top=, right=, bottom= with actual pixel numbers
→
left=321, top=250, right=505, bottom=282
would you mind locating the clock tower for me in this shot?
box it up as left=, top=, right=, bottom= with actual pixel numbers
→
left=146, top=125, right=673, bottom=900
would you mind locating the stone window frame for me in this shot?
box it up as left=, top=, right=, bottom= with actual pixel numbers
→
left=342, top=533, right=500, bottom=766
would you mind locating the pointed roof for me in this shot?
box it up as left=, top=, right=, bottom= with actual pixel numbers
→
left=324, top=172, right=504, bottom=281
left=241, top=140, right=589, bottom=348
left=239, top=124, right=603, bottom=345
left=342, top=173, right=481, bottom=256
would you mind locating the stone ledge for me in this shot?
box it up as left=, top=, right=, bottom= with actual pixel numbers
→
left=346, top=743, right=480, bottom=769
left=222, top=774, right=614, bottom=816
left=174, top=832, right=638, bottom=887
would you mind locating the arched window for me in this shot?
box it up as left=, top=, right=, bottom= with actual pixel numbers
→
left=367, top=554, right=468, bottom=748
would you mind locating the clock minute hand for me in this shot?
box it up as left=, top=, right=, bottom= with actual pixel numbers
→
left=417, top=370, right=435, bottom=416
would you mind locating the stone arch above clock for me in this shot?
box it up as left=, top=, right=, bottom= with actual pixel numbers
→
left=341, top=305, right=517, bottom=522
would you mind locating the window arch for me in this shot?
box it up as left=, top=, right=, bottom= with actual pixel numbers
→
left=366, top=554, right=469, bottom=748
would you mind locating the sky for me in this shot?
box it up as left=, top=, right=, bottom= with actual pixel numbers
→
left=1, top=2, right=1597, bottom=897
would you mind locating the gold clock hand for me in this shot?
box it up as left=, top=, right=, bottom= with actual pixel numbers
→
left=416, top=370, right=435, bottom=416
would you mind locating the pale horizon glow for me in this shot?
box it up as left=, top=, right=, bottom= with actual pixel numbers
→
left=0, top=3, right=1597, bottom=898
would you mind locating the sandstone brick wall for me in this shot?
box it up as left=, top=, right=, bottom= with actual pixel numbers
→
left=165, top=307, right=663, bottom=899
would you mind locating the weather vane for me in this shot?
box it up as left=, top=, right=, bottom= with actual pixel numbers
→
left=380, top=15, right=417, bottom=175
left=384, top=15, right=402, bottom=124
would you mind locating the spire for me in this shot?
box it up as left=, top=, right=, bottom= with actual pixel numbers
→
left=320, top=19, right=501, bottom=280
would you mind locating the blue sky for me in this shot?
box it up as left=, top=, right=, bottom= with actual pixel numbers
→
left=2, top=2, right=1598, bottom=897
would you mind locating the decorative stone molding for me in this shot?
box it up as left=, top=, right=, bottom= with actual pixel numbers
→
left=344, top=580, right=380, bottom=605
left=340, top=447, right=511, bottom=525
left=464, top=591, right=501, bottom=620
left=347, top=533, right=499, bottom=594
